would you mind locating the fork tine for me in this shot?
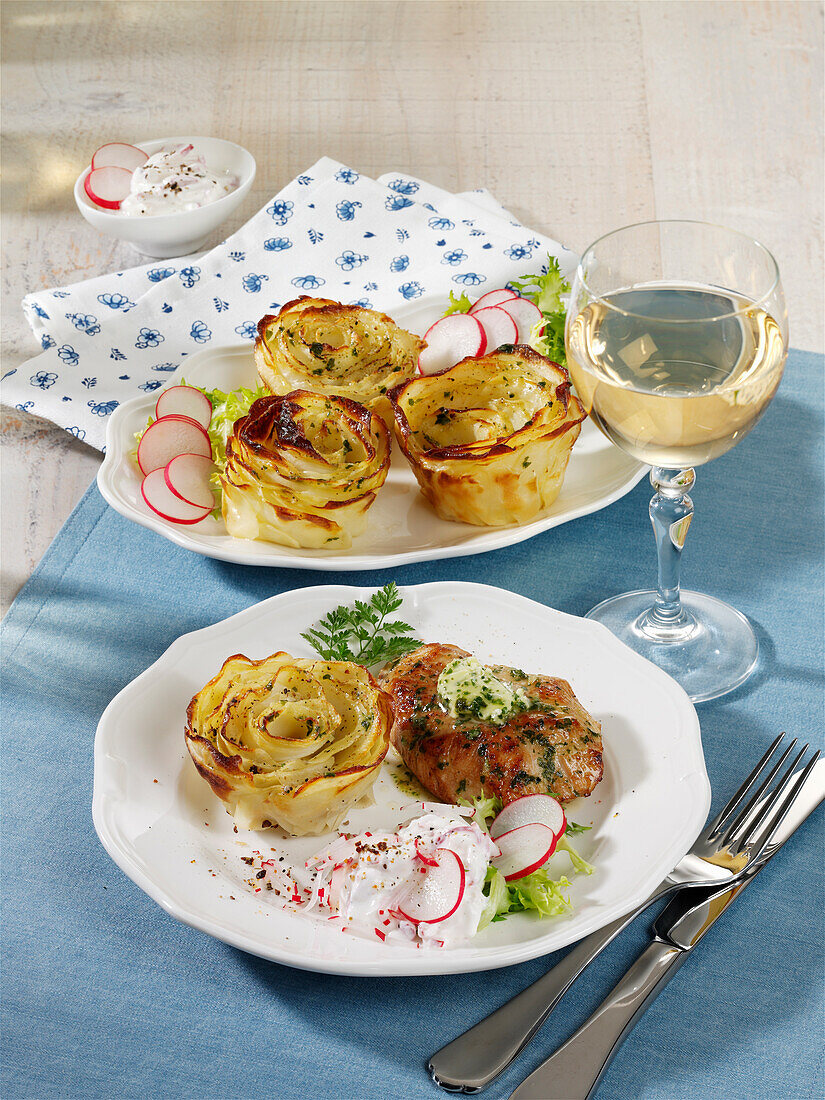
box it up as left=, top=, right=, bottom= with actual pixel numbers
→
left=720, top=738, right=799, bottom=848
left=705, top=732, right=786, bottom=839
left=733, top=748, right=821, bottom=860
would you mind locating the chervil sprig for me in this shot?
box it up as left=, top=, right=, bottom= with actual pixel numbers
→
left=301, top=583, right=421, bottom=667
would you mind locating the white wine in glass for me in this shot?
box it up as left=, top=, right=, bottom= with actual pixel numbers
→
left=566, top=223, right=788, bottom=702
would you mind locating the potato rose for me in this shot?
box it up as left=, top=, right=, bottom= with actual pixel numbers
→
left=221, top=391, right=390, bottom=549
left=388, top=345, right=586, bottom=526
left=184, top=652, right=393, bottom=835
left=254, top=297, right=424, bottom=419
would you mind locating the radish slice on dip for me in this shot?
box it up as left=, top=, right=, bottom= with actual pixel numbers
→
left=492, top=822, right=558, bottom=881
left=164, top=453, right=215, bottom=510
left=469, top=289, right=518, bottom=313
left=91, top=142, right=148, bottom=172
left=490, top=794, right=566, bottom=842
left=498, top=297, right=543, bottom=344
left=84, top=166, right=134, bottom=210
left=155, top=385, right=213, bottom=430
left=471, top=306, right=518, bottom=352
left=141, top=468, right=212, bottom=525
left=137, top=414, right=212, bottom=475
left=418, top=313, right=486, bottom=375
left=397, top=847, right=466, bottom=924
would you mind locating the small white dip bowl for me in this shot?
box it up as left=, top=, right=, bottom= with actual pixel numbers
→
left=74, top=136, right=256, bottom=258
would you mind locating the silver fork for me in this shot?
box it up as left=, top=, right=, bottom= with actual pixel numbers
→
left=429, top=733, right=813, bottom=1093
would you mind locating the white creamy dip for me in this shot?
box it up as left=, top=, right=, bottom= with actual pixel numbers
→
left=120, top=144, right=238, bottom=216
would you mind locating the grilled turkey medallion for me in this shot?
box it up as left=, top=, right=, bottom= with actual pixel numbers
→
left=379, top=643, right=603, bottom=806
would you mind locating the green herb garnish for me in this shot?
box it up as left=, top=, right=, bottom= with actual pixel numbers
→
left=300, top=582, right=421, bottom=667
left=509, top=255, right=570, bottom=368
left=443, top=290, right=473, bottom=316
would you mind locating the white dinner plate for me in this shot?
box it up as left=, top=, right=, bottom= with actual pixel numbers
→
left=93, top=581, right=709, bottom=976
left=97, top=299, right=647, bottom=570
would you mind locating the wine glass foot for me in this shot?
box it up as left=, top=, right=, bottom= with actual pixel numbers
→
left=585, top=589, right=758, bottom=703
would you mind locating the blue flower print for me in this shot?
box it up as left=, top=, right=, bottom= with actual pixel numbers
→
left=66, top=312, right=101, bottom=336
left=17, top=401, right=35, bottom=411
left=66, top=426, right=86, bottom=441
left=151, top=363, right=178, bottom=372
left=97, top=292, right=135, bottom=311
left=228, top=250, right=246, bottom=262
left=81, top=377, right=96, bottom=389
left=161, top=303, right=173, bottom=314
left=335, top=250, right=369, bottom=272
left=469, top=229, right=484, bottom=237
left=335, top=167, right=359, bottom=184
left=57, top=344, right=79, bottom=365
left=363, top=282, right=378, bottom=292
left=264, top=237, right=292, bottom=251
left=190, top=321, right=212, bottom=343
left=335, top=200, right=361, bottom=222
left=179, top=266, right=201, bottom=288
left=242, top=273, right=269, bottom=293
left=390, top=255, right=410, bottom=273
left=30, top=370, right=57, bottom=389
left=453, top=272, right=486, bottom=286
left=441, top=249, right=468, bottom=266
left=387, top=178, right=419, bottom=195
left=385, top=194, right=413, bottom=212
left=428, top=216, right=454, bottom=230
left=297, top=174, right=314, bottom=185
left=213, top=297, right=229, bottom=312
left=51, top=290, right=70, bottom=298
left=32, top=303, right=50, bottom=320
left=234, top=321, right=257, bottom=340
left=147, top=267, right=175, bottom=282
left=398, top=281, right=424, bottom=300
left=422, top=203, right=436, bottom=212
left=110, top=348, right=127, bottom=360
left=88, top=400, right=119, bottom=416
left=396, top=228, right=409, bottom=242
left=307, top=228, right=324, bottom=244
left=505, top=244, right=532, bottom=261
left=291, top=275, right=325, bottom=290
left=267, top=199, right=294, bottom=224
left=40, top=333, right=55, bottom=350
left=139, top=380, right=163, bottom=392
left=135, top=328, right=164, bottom=349
left=350, top=298, right=373, bottom=309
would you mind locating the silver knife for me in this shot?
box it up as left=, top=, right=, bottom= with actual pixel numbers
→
left=509, top=759, right=825, bottom=1100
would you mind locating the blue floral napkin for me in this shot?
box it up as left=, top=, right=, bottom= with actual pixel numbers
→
left=6, top=158, right=574, bottom=449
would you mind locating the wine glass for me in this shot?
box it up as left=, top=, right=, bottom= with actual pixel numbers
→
left=565, top=220, right=788, bottom=702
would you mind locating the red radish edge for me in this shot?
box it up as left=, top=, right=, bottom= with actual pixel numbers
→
left=491, top=822, right=558, bottom=882
left=91, top=142, right=148, bottom=172
left=397, top=847, right=466, bottom=925
left=418, top=313, right=486, bottom=375
left=164, top=453, right=215, bottom=510
left=490, top=794, right=566, bottom=841
left=472, top=306, right=518, bottom=351
left=497, top=297, right=543, bottom=344
left=155, top=385, right=213, bottom=430
left=414, top=837, right=439, bottom=868
left=137, top=414, right=212, bottom=476
left=141, top=468, right=212, bottom=525
left=84, top=165, right=133, bottom=210
left=469, top=289, right=518, bottom=313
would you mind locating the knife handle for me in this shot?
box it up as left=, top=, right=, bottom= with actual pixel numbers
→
left=428, top=883, right=671, bottom=1093
left=509, top=940, right=686, bottom=1100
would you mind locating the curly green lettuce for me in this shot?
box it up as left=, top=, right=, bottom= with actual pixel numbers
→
left=509, top=255, right=570, bottom=368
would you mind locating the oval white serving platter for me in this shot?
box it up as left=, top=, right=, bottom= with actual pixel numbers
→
left=97, top=298, right=647, bottom=569
left=93, top=581, right=709, bottom=976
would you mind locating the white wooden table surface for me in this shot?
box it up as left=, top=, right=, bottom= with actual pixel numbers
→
left=2, top=0, right=822, bottom=616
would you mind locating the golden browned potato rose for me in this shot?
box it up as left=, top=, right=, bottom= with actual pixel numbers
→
left=221, top=391, right=390, bottom=549
left=388, top=346, right=586, bottom=526
left=254, top=297, right=424, bottom=419
left=185, top=652, right=393, bottom=835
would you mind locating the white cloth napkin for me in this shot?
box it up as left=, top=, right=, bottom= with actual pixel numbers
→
left=7, top=158, right=574, bottom=450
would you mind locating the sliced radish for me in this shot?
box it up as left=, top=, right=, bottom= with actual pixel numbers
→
left=84, top=166, right=133, bottom=210
left=141, top=468, right=212, bottom=525
left=414, top=837, right=440, bottom=868
left=469, top=289, right=518, bottom=313
left=498, top=297, right=543, bottom=344
left=490, top=794, right=566, bottom=842
left=91, top=142, right=148, bottom=172
left=137, top=415, right=212, bottom=475
left=397, top=847, right=466, bottom=924
left=418, top=313, right=486, bottom=375
left=155, top=385, right=213, bottom=430
left=165, top=453, right=215, bottom=510
left=472, top=306, right=518, bottom=352
left=491, top=822, right=558, bottom=881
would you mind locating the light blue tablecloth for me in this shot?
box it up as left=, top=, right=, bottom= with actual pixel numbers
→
left=2, top=349, right=823, bottom=1100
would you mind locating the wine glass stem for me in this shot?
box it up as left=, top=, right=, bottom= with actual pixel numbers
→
left=644, top=467, right=696, bottom=637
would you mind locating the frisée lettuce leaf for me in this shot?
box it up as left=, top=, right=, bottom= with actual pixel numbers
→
left=509, top=255, right=570, bottom=369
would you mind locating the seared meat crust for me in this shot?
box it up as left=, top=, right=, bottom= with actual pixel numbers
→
left=379, top=643, right=603, bottom=805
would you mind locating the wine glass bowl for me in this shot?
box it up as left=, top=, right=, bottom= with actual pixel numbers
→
left=565, top=221, right=788, bottom=702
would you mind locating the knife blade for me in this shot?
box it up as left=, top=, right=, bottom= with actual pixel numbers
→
left=509, top=758, right=825, bottom=1100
